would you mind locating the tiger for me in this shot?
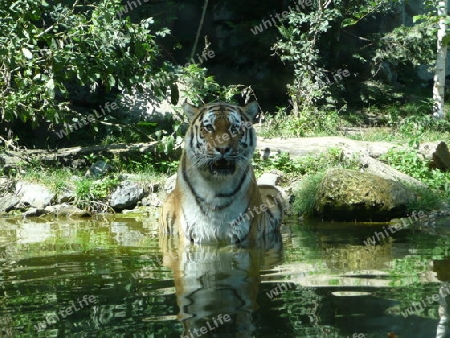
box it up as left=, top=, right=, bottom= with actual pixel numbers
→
left=160, top=101, right=284, bottom=246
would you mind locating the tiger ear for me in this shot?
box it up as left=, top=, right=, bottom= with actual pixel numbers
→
left=243, top=101, right=259, bottom=120
left=182, top=102, right=199, bottom=122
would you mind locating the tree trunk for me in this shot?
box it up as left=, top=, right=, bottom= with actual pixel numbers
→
left=433, top=0, right=448, bottom=119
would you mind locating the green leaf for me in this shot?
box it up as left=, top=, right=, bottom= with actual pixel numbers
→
left=45, top=78, right=54, bottom=90
left=107, top=74, right=116, bottom=87
left=22, top=48, right=33, bottom=59
left=342, top=18, right=358, bottom=27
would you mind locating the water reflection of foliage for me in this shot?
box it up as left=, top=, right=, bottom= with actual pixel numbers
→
left=280, top=286, right=337, bottom=337
left=386, top=231, right=450, bottom=319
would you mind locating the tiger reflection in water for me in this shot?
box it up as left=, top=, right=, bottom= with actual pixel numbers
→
left=159, top=101, right=286, bottom=336
left=160, top=233, right=283, bottom=337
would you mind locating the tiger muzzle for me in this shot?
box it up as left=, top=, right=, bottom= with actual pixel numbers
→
left=209, top=158, right=236, bottom=176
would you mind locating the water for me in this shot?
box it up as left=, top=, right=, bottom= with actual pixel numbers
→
left=0, top=215, right=449, bottom=337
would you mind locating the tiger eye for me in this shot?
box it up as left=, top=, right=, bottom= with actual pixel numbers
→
left=203, top=124, right=214, bottom=132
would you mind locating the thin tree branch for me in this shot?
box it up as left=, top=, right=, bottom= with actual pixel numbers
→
left=190, top=0, right=209, bottom=60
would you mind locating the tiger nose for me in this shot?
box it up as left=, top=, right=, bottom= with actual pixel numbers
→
left=216, top=147, right=231, bottom=155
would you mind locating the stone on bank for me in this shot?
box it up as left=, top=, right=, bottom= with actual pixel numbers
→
left=15, top=181, right=56, bottom=209
left=314, top=168, right=416, bottom=221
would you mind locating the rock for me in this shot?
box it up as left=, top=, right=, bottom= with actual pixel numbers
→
left=118, top=173, right=138, bottom=181
left=0, top=153, right=23, bottom=175
left=257, top=137, right=425, bottom=188
left=15, top=181, right=55, bottom=209
left=257, top=136, right=398, bottom=159
left=0, top=193, right=20, bottom=212
left=0, top=177, right=11, bottom=192
left=257, top=172, right=282, bottom=186
left=86, top=160, right=113, bottom=178
left=314, top=168, right=416, bottom=221
left=109, top=181, right=145, bottom=210
left=141, top=193, right=162, bottom=207
left=345, top=150, right=426, bottom=188
left=23, top=208, right=47, bottom=217
left=56, top=189, right=76, bottom=204
left=44, top=204, right=91, bottom=217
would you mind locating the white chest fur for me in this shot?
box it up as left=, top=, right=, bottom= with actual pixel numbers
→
left=177, top=167, right=254, bottom=244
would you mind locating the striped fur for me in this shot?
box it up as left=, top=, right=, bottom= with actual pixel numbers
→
left=160, top=102, right=283, bottom=245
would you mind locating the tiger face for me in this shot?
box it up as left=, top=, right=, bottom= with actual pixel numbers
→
left=183, top=102, right=258, bottom=177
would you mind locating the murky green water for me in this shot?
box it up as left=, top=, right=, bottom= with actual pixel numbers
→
left=0, top=215, right=449, bottom=337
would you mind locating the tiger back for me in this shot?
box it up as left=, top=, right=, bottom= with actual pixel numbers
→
left=160, top=101, right=284, bottom=246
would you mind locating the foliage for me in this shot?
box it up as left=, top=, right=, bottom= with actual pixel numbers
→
left=373, top=22, right=436, bottom=71
left=253, top=148, right=360, bottom=181
left=292, top=172, right=324, bottom=217
left=347, top=102, right=450, bottom=143
left=272, top=0, right=435, bottom=111
left=74, top=176, right=120, bottom=211
left=0, top=0, right=169, bottom=128
left=273, top=0, right=343, bottom=108
left=177, top=64, right=245, bottom=106
left=259, top=106, right=341, bottom=138
left=406, top=184, right=443, bottom=212
left=110, top=152, right=179, bottom=175
left=381, top=148, right=450, bottom=205
left=341, top=0, right=405, bottom=27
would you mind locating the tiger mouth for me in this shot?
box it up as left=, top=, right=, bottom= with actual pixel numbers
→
left=209, top=159, right=236, bottom=175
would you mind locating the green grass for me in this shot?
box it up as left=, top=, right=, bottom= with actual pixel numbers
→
left=292, top=172, right=324, bottom=217
left=380, top=147, right=450, bottom=211
left=74, top=176, right=120, bottom=211
left=253, top=147, right=360, bottom=180
left=258, top=101, right=450, bottom=145
left=258, top=107, right=343, bottom=138
left=18, top=168, right=75, bottom=195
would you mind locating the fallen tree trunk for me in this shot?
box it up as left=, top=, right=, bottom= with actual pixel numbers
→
left=0, top=141, right=181, bottom=173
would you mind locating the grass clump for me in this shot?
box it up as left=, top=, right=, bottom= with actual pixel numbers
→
left=74, top=176, right=120, bottom=212
left=17, top=167, right=74, bottom=196
left=292, top=172, right=324, bottom=217
left=253, top=147, right=360, bottom=179
left=258, top=107, right=342, bottom=138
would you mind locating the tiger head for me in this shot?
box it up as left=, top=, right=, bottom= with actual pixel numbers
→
left=182, top=101, right=259, bottom=178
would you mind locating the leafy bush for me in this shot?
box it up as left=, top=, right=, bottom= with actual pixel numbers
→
left=75, top=176, right=120, bottom=212
left=0, top=0, right=169, bottom=128
left=177, top=64, right=245, bottom=106
left=381, top=148, right=450, bottom=201
left=273, top=0, right=342, bottom=108
left=272, top=0, right=434, bottom=112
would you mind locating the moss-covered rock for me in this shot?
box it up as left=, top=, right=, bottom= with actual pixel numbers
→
left=314, top=168, right=416, bottom=221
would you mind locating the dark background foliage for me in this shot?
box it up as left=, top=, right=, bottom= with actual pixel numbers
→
left=0, top=0, right=439, bottom=148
